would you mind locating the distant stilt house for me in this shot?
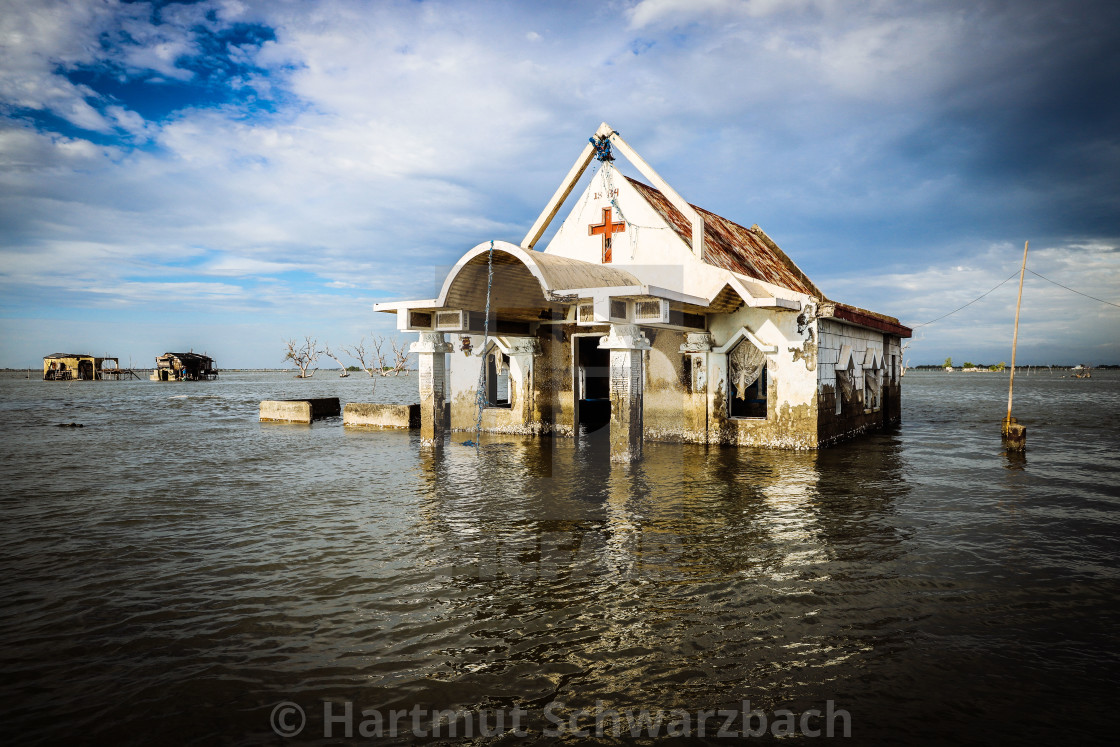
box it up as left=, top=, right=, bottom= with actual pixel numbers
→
left=375, top=123, right=912, bottom=460
left=151, top=352, right=218, bottom=381
left=43, top=353, right=117, bottom=381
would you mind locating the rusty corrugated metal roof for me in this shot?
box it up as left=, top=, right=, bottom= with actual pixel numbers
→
left=626, top=176, right=823, bottom=297
left=626, top=176, right=911, bottom=337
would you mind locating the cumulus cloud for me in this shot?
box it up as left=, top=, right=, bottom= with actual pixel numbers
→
left=627, top=0, right=837, bottom=28
left=0, top=0, right=1117, bottom=366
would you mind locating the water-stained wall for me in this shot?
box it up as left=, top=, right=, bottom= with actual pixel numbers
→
left=448, top=335, right=552, bottom=435
left=536, top=325, right=583, bottom=437
left=441, top=312, right=902, bottom=450
left=643, top=328, right=706, bottom=442
left=816, top=319, right=903, bottom=446
left=705, top=304, right=820, bottom=449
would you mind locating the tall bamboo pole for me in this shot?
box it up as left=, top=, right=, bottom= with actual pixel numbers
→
left=1005, top=241, right=1029, bottom=420
left=1003, top=241, right=1029, bottom=449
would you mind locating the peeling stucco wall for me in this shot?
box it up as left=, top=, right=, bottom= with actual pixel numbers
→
left=539, top=325, right=585, bottom=437
left=642, top=328, right=708, bottom=443
left=448, top=333, right=553, bottom=435
left=703, top=303, right=820, bottom=449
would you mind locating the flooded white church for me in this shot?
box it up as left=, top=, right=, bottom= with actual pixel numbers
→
left=376, top=124, right=912, bottom=460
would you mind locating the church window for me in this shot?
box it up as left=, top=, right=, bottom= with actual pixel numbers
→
left=864, top=361, right=881, bottom=411
left=728, top=339, right=767, bottom=418
left=836, top=358, right=856, bottom=415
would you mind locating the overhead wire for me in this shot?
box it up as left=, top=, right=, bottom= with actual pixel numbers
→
left=911, top=262, right=1120, bottom=328
left=1027, top=268, right=1120, bottom=309
left=462, top=240, right=495, bottom=449
left=910, top=270, right=1021, bottom=327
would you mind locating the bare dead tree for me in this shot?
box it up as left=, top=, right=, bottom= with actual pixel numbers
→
left=389, top=338, right=412, bottom=376
left=343, top=337, right=379, bottom=377
left=344, top=335, right=412, bottom=376
left=283, top=336, right=320, bottom=378
left=370, top=336, right=389, bottom=376
left=323, top=345, right=350, bottom=377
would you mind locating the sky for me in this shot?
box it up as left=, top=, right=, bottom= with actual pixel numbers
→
left=1, top=0, right=1118, bottom=369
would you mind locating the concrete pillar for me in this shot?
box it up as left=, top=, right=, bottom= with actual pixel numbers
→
left=410, top=332, right=454, bottom=445
left=600, top=324, right=650, bottom=462
left=507, top=338, right=540, bottom=429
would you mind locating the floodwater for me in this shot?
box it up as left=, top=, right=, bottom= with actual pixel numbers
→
left=0, top=369, right=1117, bottom=744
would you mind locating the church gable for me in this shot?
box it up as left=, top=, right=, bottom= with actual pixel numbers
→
left=541, top=165, right=697, bottom=269
left=518, top=123, right=827, bottom=303
left=536, top=165, right=824, bottom=302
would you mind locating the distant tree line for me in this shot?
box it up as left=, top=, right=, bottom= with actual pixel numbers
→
left=941, top=357, right=1005, bottom=371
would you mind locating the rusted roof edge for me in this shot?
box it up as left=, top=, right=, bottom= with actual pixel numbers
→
left=159, top=352, right=215, bottom=361
left=826, top=303, right=913, bottom=338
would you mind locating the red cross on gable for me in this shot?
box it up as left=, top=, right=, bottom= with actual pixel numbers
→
left=589, top=207, right=626, bottom=263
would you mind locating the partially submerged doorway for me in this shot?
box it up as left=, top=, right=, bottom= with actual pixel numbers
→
left=575, top=334, right=610, bottom=434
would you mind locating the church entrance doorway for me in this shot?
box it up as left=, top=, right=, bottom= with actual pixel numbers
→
left=574, top=334, right=610, bottom=435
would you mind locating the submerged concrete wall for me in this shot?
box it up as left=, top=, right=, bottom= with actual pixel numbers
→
left=643, top=328, right=705, bottom=443
left=449, top=339, right=537, bottom=434
left=543, top=325, right=585, bottom=437
left=343, top=403, right=419, bottom=429
left=260, top=400, right=310, bottom=423
left=259, top=398, right=341, bottom=423
left=446, top=325, right=579, bottom=437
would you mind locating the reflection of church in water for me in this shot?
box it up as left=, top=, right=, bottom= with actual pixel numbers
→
left=412, top=432, right=911, bottom=702
left=378, top=124, right=911, bottom=460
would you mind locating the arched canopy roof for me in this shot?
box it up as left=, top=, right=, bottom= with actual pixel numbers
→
left=436, top=241, right=641, bottom=320
left=372, top=240, right=777, bottom=319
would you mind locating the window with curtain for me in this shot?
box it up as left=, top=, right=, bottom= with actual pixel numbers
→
left=864, top=362, right=881, bottom=410
left=728, top=339, right=767, bottom=418
left=837, top=359, right=856, bottom=415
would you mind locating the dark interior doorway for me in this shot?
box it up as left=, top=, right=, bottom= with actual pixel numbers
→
left=576, top=335, right=610, bottom=434
left=485, top=349, right=510, bottom=408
